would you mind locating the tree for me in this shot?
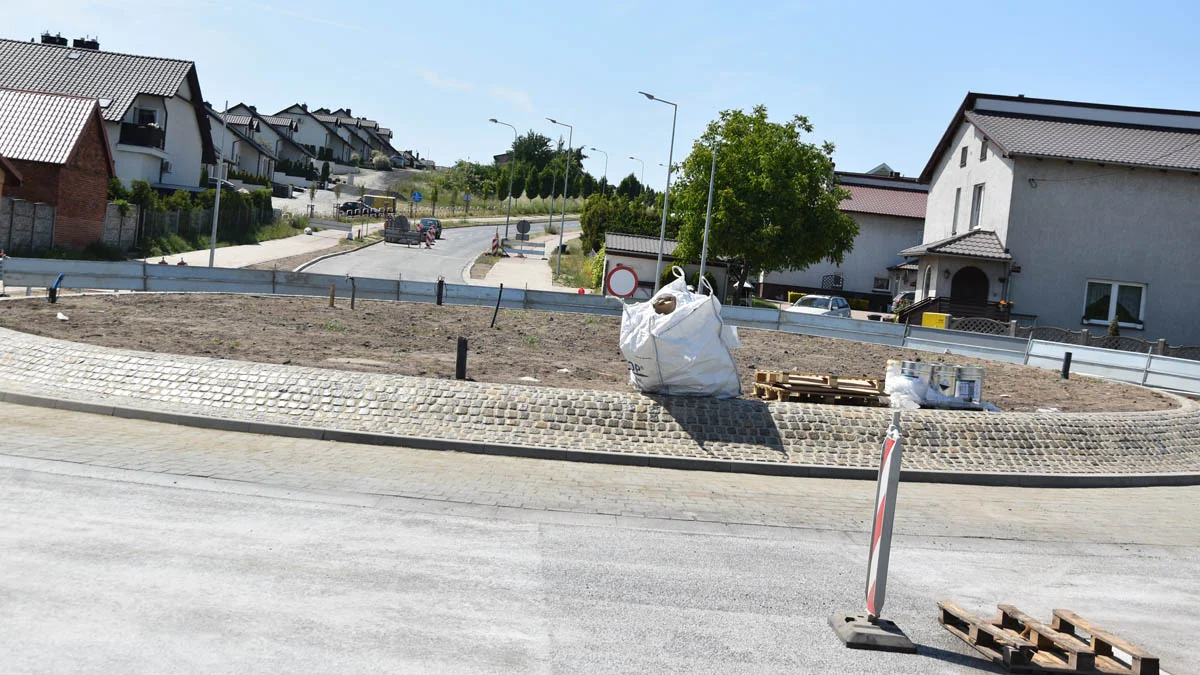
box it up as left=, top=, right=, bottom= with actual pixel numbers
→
left=130, top=180, right=160, bottom=211
left=357, top=183, right=367, bottom=199
left=320, top=161, right=331, bottom=184
left=616, top=173, right=644, bottom=199
left=198, top=167, right=209, bottom=190
left=538, top=167, right=554, bottom=200
left=509, top=164, right=525, bottom=201
left=334, top=184, right=343, bottom=200
left=671, top=104, right=857, bottom=299
left=524, top=166, right=539, bottom=200
left=513, top=131, right=553, bottom=170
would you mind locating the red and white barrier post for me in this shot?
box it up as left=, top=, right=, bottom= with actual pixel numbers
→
left=830, top=411, right=916, bottom=653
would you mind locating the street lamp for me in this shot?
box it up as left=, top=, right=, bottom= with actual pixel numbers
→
left=489, top=118, right=518, bottom=240
left=628, top=155, right=644, bottom=186
left=589, top=147, right=608, bottom=196
left=639, top=90, right=677, bottom=293
left=547, top=117, right=573, bottom=277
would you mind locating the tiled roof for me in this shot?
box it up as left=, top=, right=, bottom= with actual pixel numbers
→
left=220, top=113, right=254, bottom=127
left=605, top=232, right=678, bottom=257
left=206, top=108, right=276, bottom=162
left=0, top=88, right=99, bottom=164
left=900, top=229, right=1012, bottom=260
left=840, top=184, right=927, bottom=219
left=312, top=113, right=342, bottom=125
left=968, top=111, right=1200, bottom=172
left=0, top=39, right=192, bottom=122
left=259, top=114, right=298, bottom=129
left=378, top=127, right=392, bottom=138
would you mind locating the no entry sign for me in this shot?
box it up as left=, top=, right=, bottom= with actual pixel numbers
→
left=605, top=265, right=638, bottom=298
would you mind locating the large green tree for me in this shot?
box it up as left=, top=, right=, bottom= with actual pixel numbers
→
left=616, top=173, right=644, bottom=199
left=513, top=131, right=553, bottom=169
left=671, top=105, right=856, bottom=298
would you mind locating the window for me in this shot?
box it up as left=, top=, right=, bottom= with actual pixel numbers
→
left=136, top=108, right=157, bottom=126
left=969, top=183, right=985, bottom=229
left=951, top=187, right=961, bottom=235
left=1083, top=280, right=1145, bottom=327
left=959, top=147, right=968, bottom=167
left=980, top=139, right=988, bottom=161
left=872, top=277, right=890, bottom=292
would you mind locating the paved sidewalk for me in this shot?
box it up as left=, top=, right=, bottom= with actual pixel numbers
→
left=482, top=231, right=583, bottom=291
left=147, top=222, right=384, bottom=269
left=3, top=401, right=1197, bottom=546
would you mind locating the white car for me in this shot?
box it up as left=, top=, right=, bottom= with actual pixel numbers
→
left=784, top=294, right=853, bottom=318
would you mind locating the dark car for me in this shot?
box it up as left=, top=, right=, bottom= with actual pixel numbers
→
left=418, top=217, right=442, bottom=239
left=338, top=201, right=380, bottom=216
left=208, top=177, right=236, bottom=191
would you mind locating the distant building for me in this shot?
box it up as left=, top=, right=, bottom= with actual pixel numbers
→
left=601, top=232, right=729, bottom=300
left=0, top=88, right=114, bottom=250
left=0, top=36, right=216, bottom=190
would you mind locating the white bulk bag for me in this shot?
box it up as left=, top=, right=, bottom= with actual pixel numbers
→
left=618, top=268, right=741, bottom=398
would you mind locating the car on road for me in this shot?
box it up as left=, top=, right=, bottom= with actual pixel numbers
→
left=338, top=201, right=380, bottom=216
left=208, top=177, right=236, bottom=191
left=889, top=290, right=916, bottom=313
left=783, top=294, right=852, bottom=318
left=418, top=217, right=442, bottom=239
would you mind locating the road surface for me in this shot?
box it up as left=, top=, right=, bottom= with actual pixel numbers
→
left=306, top=220, right=580, bottom=283
left=0, top=403, right=1195, bottom=674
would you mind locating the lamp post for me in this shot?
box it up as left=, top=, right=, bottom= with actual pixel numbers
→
left=208, top=100, right=229, bottom=268
left=628, top=155, right=644, bottom=186
left=639, top=91, right=677, bottom=293
left=589, top=146, right=608, bottom=196
left=699, top=143, right=717, bottom=291
left=547, top=118, right=572, bottom=277
left=489, top=118, right=518, bottom=240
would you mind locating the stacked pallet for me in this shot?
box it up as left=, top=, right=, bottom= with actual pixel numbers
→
left=752, top=370, right=884, bottom=406
left=938, top=601, right=1159, bottom=674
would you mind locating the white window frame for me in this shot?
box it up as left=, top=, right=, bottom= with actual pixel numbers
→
left=951, top=187, right=961, bottom=235
left=980, top=138, right=989, bottom=161
left=969, top=183, right=985, bottom=230
left=959, top=147, right=968, bottom=167
left=1082, top=279, right=1146, bottom=329
left=872, top=276, right=890, bottom=292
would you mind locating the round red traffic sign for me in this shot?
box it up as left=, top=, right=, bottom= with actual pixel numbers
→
left=605, top=265, right=639, bottom=298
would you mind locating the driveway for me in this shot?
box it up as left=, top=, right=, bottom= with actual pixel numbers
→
left=305, top=220, right=580, bottom=283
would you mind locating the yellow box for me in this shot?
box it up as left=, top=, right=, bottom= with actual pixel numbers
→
left=922, top=312, right=950, bottom=329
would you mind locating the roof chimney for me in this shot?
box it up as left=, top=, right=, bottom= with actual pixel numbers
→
left=40, top=33, right=68, bottom=46
left=345, top=108, right=351, bottom=117
left=72, top=36, right=99, bottom=50
left=301, top=103, right=307, bottom=111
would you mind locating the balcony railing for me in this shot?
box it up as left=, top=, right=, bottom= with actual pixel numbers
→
left=118, top=122, right=165, bottom=150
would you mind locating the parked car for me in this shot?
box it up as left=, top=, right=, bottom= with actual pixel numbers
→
left=208, top=177, right=236, bottom=191
left=419, top=217, right=442, bottom=239
left=783, top=294, right=852, bottom=318
left=889, top=290, right=916, bottom=313
left=338, top=201, right=380, bottom=216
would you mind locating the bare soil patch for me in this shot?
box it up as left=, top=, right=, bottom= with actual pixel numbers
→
left=0, top=294, right=1171, bottom=412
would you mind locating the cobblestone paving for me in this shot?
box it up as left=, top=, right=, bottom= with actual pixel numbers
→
left=3, top=402, right=1198, bottom=547
left=1, top=327, right=1198, bottom=474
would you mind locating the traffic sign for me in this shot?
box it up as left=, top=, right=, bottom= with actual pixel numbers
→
left=516, top=220, right=531, bottom=234
left=605, top=265, right=639, bottom=298
left=463, top=192, right=471, bottom=202
left=412, top=191, right=423, bottom=203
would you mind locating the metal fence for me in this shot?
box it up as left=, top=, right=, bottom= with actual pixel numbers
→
left=3, top=256, right=1200, bottom=396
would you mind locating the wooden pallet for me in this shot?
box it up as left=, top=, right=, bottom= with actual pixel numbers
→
left=752, top=370, right=884, bottom=406
left=938, top=601, right=1159, bottom=675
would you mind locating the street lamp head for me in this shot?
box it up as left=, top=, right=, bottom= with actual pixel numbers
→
left=590, top=147, right=599, bottom=151
left=488, top=118, right=498, bottom=123
left=546, top=117, right=557, bottom=124
left=638, top=91, right=655, bottom=101
left=629, top=155, right=637, bottom=160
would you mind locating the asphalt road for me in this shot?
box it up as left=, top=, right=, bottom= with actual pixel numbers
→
left=305, top=220, right=580, bottom=283
left=1, top=404, right=1195, bottom=673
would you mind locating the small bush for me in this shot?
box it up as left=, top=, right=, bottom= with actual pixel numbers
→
left=751, top=297, right=777, bottom=310
left=849, top=298, right=870, bottom=311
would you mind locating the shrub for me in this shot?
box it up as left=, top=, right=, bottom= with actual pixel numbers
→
left=849, top=298, right=870, bottom=311
left=751, top=297, right=777, bottom=310
left=589, top=245, right=606, bottom=290
left=107, top=178, right=129, bottom=201
left=199, top=166, right=209, bottom=189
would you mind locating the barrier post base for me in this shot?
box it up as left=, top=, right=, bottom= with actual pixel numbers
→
left=829, top=612, right=916, bottom=654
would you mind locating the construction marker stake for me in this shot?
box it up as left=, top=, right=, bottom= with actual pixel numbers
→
left=866, top=411, right=903, bottom=620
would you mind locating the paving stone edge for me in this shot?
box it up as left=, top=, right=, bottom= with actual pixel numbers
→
left=4, top=388, right=1197, bottom=489
left=293, top=237, right=385, bottom=272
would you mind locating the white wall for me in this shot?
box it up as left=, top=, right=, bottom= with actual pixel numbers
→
left=923, top=122, right=1015, bottom=244
left=1007, top=158, right=1200, bottom=344
left=106, top=119, right=162, bottom=185
left=762, top=212, right=923, bottom=296
left=162, top=92, right=204, bottom=187
left=277, top=108, right=333, bottom=158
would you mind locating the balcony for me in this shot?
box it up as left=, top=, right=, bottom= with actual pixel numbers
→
left=118, top=122, right=165, bottom=150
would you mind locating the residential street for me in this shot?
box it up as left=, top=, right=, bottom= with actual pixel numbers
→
left=305, top=220, right=580, bottom=284
left=0, top=403, right=1196, bottom=673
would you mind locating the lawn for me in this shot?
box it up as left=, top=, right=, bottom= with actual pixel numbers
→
left=548, top=237, right=594, bottom=290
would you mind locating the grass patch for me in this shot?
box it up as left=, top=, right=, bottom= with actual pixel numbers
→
left=470, top=251, right=503, bottom=280
left=321, top=320, right=349, bottom=332
left=549, top=237, right=593, bottom=290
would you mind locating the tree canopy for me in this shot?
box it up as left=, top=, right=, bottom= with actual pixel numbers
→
left=671, top=104, right=857, bottom=296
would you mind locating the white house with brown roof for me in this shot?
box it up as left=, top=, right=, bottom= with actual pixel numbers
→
left=204, top=108, right=277, bottom=179
left=225, top=103, right=315, bottom=166
left=273, top=104, right=352, bottom=163
left=0, top=36, right=215, bottom=190
left=904, top=92, right=1200, bottom=344
left=759, top=169, right=927, bottom=310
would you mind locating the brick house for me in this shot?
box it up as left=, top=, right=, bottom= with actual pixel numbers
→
left=0, top=88, right=115, bottom=250
left=0, top=152, right=21, bottom=198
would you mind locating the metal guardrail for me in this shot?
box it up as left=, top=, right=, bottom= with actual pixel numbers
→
left=4, top=257, right=1199, bottom=395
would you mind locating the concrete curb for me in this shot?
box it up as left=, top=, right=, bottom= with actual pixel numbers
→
left=3, top=388, right=1197, bottom=489
left=293, top=237, right=385, bottom=272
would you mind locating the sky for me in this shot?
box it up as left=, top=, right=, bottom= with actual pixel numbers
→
left=8, top=0, right=1200, bottom=189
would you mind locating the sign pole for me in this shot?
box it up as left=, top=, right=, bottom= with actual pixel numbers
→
left=829, top=411, right=916, bottom=653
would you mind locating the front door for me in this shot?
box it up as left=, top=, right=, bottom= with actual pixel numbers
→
left=950, top=266, right=989, bottom=303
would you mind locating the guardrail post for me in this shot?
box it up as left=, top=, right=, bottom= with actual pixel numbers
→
left=1008, top=320, right=1017, bottom=337
left=436, top=277, right=444, bottom=305
left=396, top=274, right=402, bottom=302
left=271, top=267, right=277, bottom=295
left=1061, top=352, right=1072, bottom=379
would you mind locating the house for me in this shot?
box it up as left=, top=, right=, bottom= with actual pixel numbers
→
left=0, top=88, right=115, bottom=250
left=0, top=35, right=215, bottom=190
left=225, top=103, right=316, bottom=166
left=759, top=169, right=927, bottom=310
left=314, top=107, right=398, bottom=157
left=601, top=232, right=728, bottom=300
left=204, top=107, right=277, bottom=179
left=901, top=92, right=1200, bottom=344
left=273, top=104, right=352, bottom=163
left=312, top=109, right=371, bottom=159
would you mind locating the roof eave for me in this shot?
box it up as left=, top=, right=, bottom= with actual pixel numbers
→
left=186, top=67, right=217, bottom=165
left=919, top=93, right=981, bottom=183
left=1011, top=151, right=1200, bottom=174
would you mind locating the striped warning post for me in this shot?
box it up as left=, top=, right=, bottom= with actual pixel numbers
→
left=865, top=411, right=903, bottom=619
